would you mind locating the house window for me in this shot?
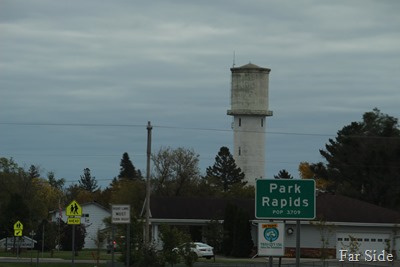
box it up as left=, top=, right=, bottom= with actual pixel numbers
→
left=261, top=118, right=264, bottom=127
left=238, top=118, right=242, bottom=127
left=82, top=213, right=90, bottom=223
left=238, top=147, right=241, bottom=156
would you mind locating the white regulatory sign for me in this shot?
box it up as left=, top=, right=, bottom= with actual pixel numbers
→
left=112, top=205, right=131, bottom=224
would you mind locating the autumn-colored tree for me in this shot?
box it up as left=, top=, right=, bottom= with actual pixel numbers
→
left=298, top=162, right=332, bottom=191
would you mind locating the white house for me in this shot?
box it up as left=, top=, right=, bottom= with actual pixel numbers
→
left=148, top=193, right=400, bottom=259
left=50, top=201, right=110, bottom=249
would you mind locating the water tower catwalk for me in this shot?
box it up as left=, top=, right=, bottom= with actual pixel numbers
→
left=227, top=63, right=272, bottom=186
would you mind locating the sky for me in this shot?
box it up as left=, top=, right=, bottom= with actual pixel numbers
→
left=1, top=0, right=399, bottom=188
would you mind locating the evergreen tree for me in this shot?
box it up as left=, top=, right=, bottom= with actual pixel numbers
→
left=118, top=152, right=140, bottom=180
left=1, top=193, right=30, bottom=236
left=231, top=208, right=253, bottom=257
left=35, top=219, right=59, bottom=251
left=313, top=108, right=400, bottom=208
left=222, top=203, right=237, bottom=256
left=222, top=203, right=253, bottom=257
left=60, top=221, right=86, bottom=251
left=206, top=147, right=246, bottom=192
left=47, top=171, right=65, bottom=190
left=78, top=168, right=98, bottom=192
left=274, top=169, right=294, bottom=179
left=28, top=165, right=40, bottom=179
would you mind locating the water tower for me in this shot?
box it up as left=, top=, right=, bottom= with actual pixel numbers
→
left=227, top=63, right=272, bottom=186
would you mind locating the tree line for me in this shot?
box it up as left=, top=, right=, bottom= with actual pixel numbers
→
left=0, top=146, right=252, bottom=254
left=1, top=108, right=399, bottom=261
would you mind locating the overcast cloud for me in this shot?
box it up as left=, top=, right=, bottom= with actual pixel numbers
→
left=1, top=0, right=399, bottom=186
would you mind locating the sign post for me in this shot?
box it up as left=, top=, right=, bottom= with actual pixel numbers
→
left=256, top=179, right=315, bottom=267
left=14, top=221, right=23, bottom=236
left=112, top=205, right=131, bottom=267
left=13, top=221, right=23, bottom=258
left=66, top=200, right=82, bottom=266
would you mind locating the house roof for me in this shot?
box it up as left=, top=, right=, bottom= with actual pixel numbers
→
left=150, top=193, right=400, bottom=224
left=150, top=196, right=253, bottom=220
left=316, top=193, right=400, bottom=223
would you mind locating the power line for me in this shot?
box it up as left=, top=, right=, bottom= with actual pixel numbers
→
left=0, top=121, right=334, bottom=137
left=3, top=121, right=400, bottom=139
left=0, top=122, right=145, bottom=128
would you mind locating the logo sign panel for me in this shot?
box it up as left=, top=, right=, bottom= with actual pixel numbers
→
left=67, top=217, right=81, bottom=225
left=112, top=205, right=131, bottom=224
left=66, top=200, right=82, bottom=217
left=256, top=179, right=316, bottom=220
left=258, top=222, right=285, bottom=256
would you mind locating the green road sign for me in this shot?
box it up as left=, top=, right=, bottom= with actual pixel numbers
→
left=256, top=179, right=315, bottom=220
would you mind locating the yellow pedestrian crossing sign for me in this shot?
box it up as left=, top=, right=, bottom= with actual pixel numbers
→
left=66, top=200, right=82, bottom=216
left=14, top=230, right=23, bottom=236
left=14, top=221, right=23, bottom=230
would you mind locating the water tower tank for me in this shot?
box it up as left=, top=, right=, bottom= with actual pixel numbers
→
left=227, top=63, right=272, bottom=116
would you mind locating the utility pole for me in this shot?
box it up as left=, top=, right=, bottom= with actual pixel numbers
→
left=144, top=121, right=152, bottom=246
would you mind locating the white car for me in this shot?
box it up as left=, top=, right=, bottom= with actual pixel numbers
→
left=174, top=242, right=214, bottom=259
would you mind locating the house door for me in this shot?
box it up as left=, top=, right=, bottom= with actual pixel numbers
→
left=336, top=232, right=391, bottom=259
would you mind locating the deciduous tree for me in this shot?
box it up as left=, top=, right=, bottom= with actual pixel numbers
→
left=152, top=147, right=200, bottom=196
left=298, top=162, right=332, bottom=191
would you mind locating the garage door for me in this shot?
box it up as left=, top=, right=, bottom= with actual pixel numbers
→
left=336, top=233, right=391, bottom=259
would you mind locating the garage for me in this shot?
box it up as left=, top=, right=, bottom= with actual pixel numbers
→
left=336, top=232, right=391, bottom=259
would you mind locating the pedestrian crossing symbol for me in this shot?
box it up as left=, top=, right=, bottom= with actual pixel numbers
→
left=66, top=200, right=82, bottom=217
left=14, top=221, right=23, bottom=230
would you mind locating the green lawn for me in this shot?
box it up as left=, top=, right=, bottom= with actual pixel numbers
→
left=0, top=249, right=114, bottom=260
left=0, top=263, right=106, bottom=267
